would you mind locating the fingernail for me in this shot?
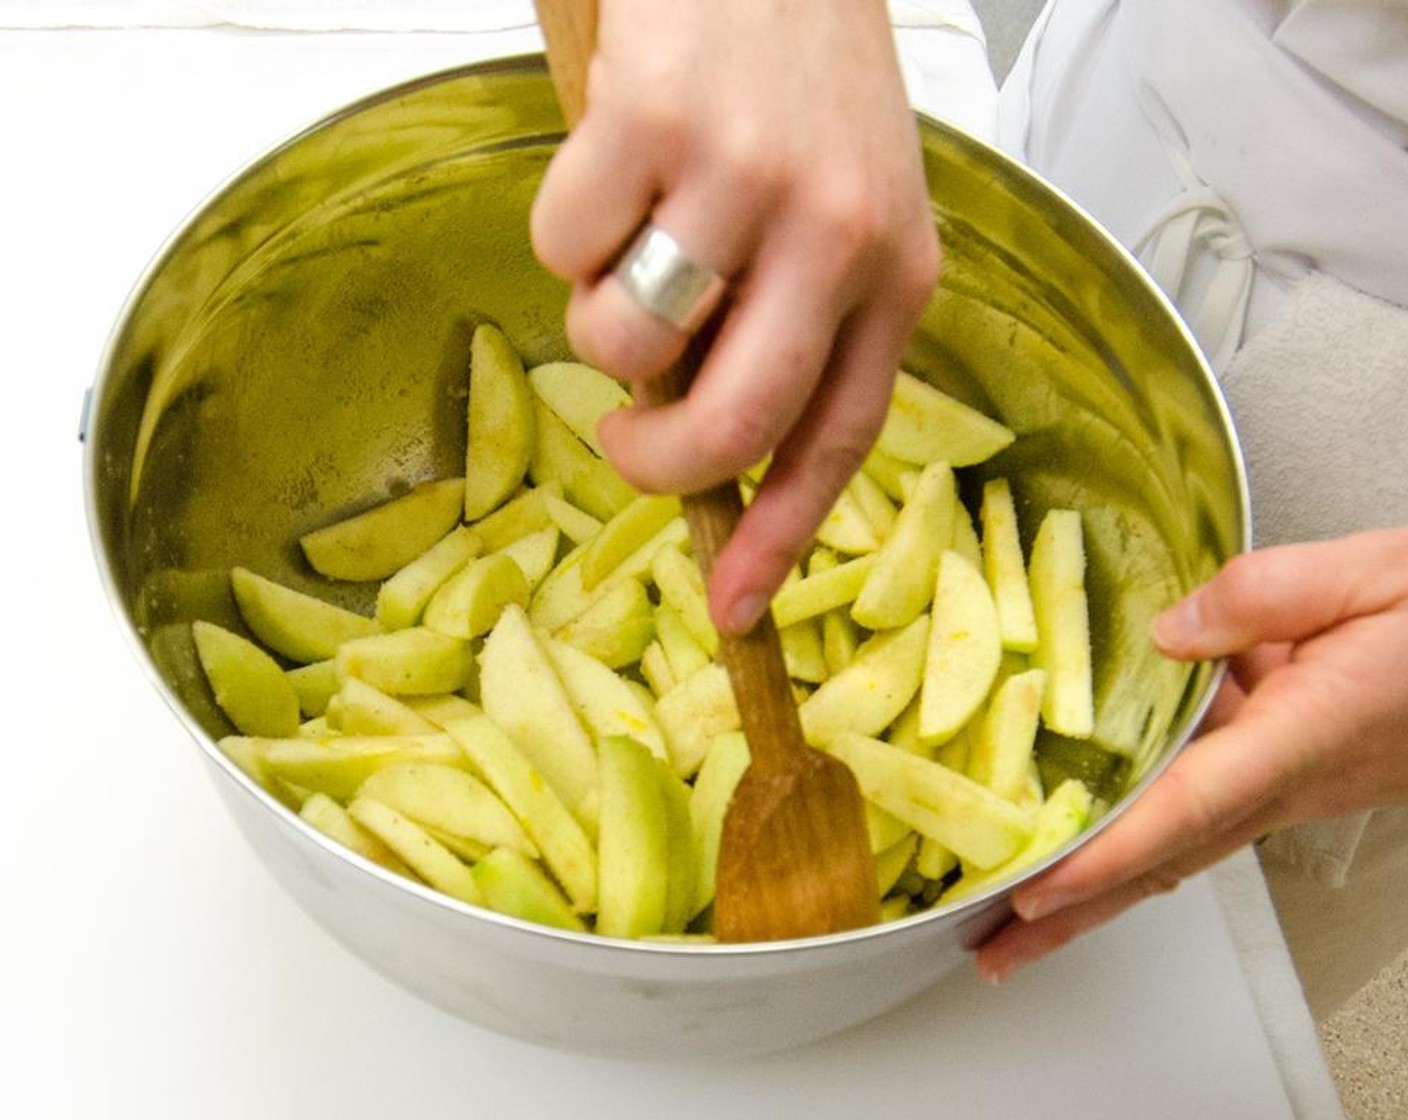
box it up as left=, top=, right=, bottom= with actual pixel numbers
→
left=1153, top=594, right=1201, bottom=652
left=1016, top=888, right=1070, bottom=922
left=724, top=594, right=766, bottom=637
left=977, top=958, right=1013, bottom=986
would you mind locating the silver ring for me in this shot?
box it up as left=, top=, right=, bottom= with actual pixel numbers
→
left=612, top=223, right=727, bottom=332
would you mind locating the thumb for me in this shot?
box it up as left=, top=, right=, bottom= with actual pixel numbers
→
left=1154, top=528, right=1408, bottom=660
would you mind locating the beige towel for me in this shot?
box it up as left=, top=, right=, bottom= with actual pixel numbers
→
left=1219, top=271, right=1408, bottom=886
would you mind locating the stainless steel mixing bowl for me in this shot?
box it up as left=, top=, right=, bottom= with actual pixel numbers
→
left=83, top=55, right=1248, bottom=1058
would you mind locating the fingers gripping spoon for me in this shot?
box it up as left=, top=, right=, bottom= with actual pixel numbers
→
left=533, top=0, right=879, bottom=942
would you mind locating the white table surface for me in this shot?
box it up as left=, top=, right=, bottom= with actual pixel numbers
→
left=0, top=23, right=1337, bottom=1119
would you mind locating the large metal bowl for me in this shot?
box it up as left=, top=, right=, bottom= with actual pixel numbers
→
left=83, top=56, right=1247, bottom=1058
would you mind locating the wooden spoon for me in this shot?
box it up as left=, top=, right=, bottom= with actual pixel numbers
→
left=533, top=0, right=879, bottom=941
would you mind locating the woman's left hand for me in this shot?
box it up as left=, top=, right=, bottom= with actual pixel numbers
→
left=976, top=527, right=1408, bottom=983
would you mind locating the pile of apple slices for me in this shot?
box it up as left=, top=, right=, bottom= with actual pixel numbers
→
left=193, top=324, right=1104, bottom=939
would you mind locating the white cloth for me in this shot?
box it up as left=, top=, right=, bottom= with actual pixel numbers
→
left=998, top=0, right=1408, bottom=370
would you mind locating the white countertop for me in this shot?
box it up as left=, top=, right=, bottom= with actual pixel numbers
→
left=0, top=21, right=1339, bottom=1119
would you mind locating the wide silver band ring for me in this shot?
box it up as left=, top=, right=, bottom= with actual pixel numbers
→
left=612, top=223, right=727, bottom=333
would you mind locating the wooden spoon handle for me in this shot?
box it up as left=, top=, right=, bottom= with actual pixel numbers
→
left=534, top=0, right=807, bottom=772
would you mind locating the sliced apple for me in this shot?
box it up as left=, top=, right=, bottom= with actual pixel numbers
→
left=357, top=761, right=536, bottom=858
left=799, top=615, right=930, bottom=746
left=435, top=711, right=597, bottom=913
left=335, top=627, right=472, bottom=696
left=580, top=494, right=681, bottom=591
left=300, top=477, right=466, bottom=582
left=981, top=478, right=1038, bottom=653
left=326, top=676, right=441, bottom=736
left=463, top=323, right=535, bottom=521
left=528, top=360, right=632, bottom=458
left=192, top=620, right=300, bottom=737
left=596, top=736, right=670, bottom=939
left=825, top=733, right=1032, bottom=870
left=423, top=552, right=531, bottom=641
left=230, top=567, right=378, bottom=664
left=347, top=796, right=483, bottom=906
left=965, top=668, right=1046, bottom=804
left=1029, top=509, right=1094, bottom=738
left=918, top=551, right=1002, bottom=745
left=553, top=576, right=655, bottom=669
left=539, top=630, right=668, bottom=762
left=471, top=848, right=585, bottom=932
left=852, top=460, right=956, bottom=630
left=876, top=370, right=1015, bottom=467
left=299, top=792, right=415, bottom=877
left=479, top=604, right=599, bottom=834
left=375, top=525, right=483, bottom=631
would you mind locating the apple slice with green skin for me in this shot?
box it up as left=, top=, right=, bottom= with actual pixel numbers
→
left=468, top=484, right=556, bottom=552
left=874, top=833, right=919, bottom=899
left=981, top=478, right=1039, bottom=653
left=688, top=730, right=750, bottom=919
left=529, top=396, right=636, bottom=522
left=596, top=736, right=671, bottom=939
left=537, top=498, right=599, bottom=552
left=325, top=677, right=440, bottom=736
left=285, top=659, right=339, bottom=718
left=651, top=545, right=717, bottom=657
left=639, top=640, right=675, bottom=698
left=940, top=778, right=1093, bottom=904
left=431, top=711, right=597, bottom=914
left=347, top=796, right=483, bottom=906
left=335, top=627, right=472, bottom=696
left=375, top=525, right=483, bottom=631
left=918, top=550, right=1003, bottom=745
left=529, top=516, right=688, bottom=632
left=553, top=576, right=655, bottom=669
left=652, top=601, right=710, bottom=681
left=192, top=620, right=300, bottom=737
left=528, top=360, right=632, bottom=458
left=655, top=662, right=741, bottom=780
left=541, top=492, right=602, bottom=545
left=1029, top=509, right=1095, bottom=738
left=539, top=631, right=668, bottom=762
left=876, top=370, right=1015, bottom=467
left=479, top=603, right=599, bottom=835
left=471, top=848, right=585, bottom=932
left=357, top=761, right=537, bottom=859
left=251, top=733, right=467, bottom=801
left=231, top=567, right=379, bottom=664
left=965, top=668, right=1046, bottom=803
left=814, top=482, right=882, bottom=554
left=779, top=618, right=828, bottom=684
left=860, top=444, right=913, bottom=501
left=299, top=791, right=415, bottom=877
left=824, top=733, right=1032, bottom=870
left=847, top=470, right=898, bottom=542
left=580, top=494, right=681, bottom=591
left=799, top=615, right=930, bottom=746
left=422, top=553, right=531, bottom=641
left=852, top=460, right=956, bottom=630
left=495, top=525, right=559, bottom=592
left=300, top=477, right=466, bottom=582
left=656, top=761, right=698, bottom=935
left=463, top=323, right=535, bottom=521
left=770, top=553, right=875, bottom=629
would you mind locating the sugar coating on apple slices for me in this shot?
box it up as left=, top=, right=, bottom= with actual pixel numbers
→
left=194, top=325, right=1116, bottom=940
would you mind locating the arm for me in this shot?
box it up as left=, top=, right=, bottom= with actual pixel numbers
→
left=976, top=527, right=1408, bottom=982
left=530, top=0, right=940, bottom=634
